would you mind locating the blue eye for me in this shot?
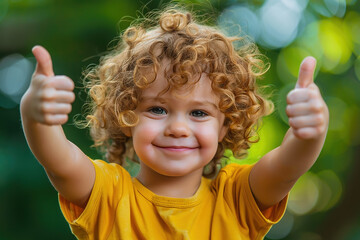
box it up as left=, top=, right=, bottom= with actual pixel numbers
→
left=191, top=110, right=208, bottom=118
left=149, top=107, right=167, bottom=115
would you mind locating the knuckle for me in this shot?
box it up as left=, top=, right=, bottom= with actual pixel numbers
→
left=293, top=129, right=303, bottom=138
left=287, top=91, right=295, bottom=103
left=308, top=90, right=318, bottom=99
left=70, top=92, right=76, bottom=102
left=41, top=89, right=55, bottom=100
left=302, top=90, right=310, bottom=99
left=288, top=117, right=293, bottom=125
left=60, top=115, right=69, bottom=124
left=299, top=129, right=312, bottom=139
left=317, top=125, right=326, bottom=134
left=33, top=75, right=46, bottom=85
left=40, top=103, right=48, bottom=114
left=286, top=105, right=292, bottom=116
left=316, top=126, right=322, bottom=134
left=65, top=104, right=72, bottom=114
left=289, top=118, right=297, bottom=128
left=286, top=96, right=292, bottom=104
left=59, top=75, right=75, bottom=89
left=298, top=130, right=307, bottom=138
left=43, top=77, right=55, bottom=88
left=67, top=78, right=75, bottom=90
left=43, top=114, right=52, bottom=124
left=311, top=102, right=323, bottom=113
left=315, top=114, right=324, bottom=124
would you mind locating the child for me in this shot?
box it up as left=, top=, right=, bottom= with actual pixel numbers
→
left=20, top=7, right=329, bottom=240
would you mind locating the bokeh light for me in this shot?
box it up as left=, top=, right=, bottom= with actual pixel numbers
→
left=325, top=0, right=347, bottom=17
left=318, top=18, right=353, bottom=73
left=258, top=0, right=307, bottom=48
left=310, top=0, right=346, bottom=17
left=345, top=11, right=360, bottom=55
left=0, top=54, right=33, bottom=108
left=277, top=47, right=314, bottom=84
left=288, top=172, right=320, bottom=215
left=316, top=170, right=342, bottom=211
left=218, top=5, right=260, bottom=41
left=287, top=169, right=342, bottom=215
left=266, top=211, right=295, bottom=239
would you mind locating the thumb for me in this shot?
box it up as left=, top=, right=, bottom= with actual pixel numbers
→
left=32, top=45, right=54, bottom=77
left=296, top=56, right=316, bottom=88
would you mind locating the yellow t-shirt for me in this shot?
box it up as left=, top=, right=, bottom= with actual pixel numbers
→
left=59, top=160, right=288, bottom=240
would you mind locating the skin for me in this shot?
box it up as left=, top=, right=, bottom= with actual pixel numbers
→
left=21, top=46, right=328, bottom=212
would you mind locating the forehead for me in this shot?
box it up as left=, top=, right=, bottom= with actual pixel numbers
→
left=141, top=71, right=219, bottom=104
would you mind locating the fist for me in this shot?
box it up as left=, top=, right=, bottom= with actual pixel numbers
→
left=286, top=57, right=329, bottom=139
left=21, top=46, right=75, bottom=125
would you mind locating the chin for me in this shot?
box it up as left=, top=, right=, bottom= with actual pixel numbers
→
left=156, top=165, right=203, bottom=177
left=156, top=168, right=189, bottom=177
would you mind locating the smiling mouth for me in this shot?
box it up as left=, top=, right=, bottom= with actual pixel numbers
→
left=154, top=145, right=198, bottom=152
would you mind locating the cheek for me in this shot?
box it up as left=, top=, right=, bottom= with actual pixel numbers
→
left=195, top=124, right=220, bottom=152
left=132, top=119, right=161, bottom=147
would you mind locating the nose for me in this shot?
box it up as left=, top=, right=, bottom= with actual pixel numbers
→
left=164, top=115, right=191, bottom=138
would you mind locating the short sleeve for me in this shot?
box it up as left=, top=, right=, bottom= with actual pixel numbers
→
left=58, top=159, right=130, bottom=239
left=212, top=163, right=288, bottom=238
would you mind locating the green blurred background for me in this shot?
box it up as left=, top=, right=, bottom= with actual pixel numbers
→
left=1, top=0, right=359, bottom=239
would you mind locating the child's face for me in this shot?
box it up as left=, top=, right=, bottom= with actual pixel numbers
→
left=131, top=72, right=227, bottom=178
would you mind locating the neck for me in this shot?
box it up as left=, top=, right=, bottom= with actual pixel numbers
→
left=136, top=164, right=203, bottom=198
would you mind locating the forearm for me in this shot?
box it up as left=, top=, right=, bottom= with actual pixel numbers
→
left=250, top=126, right=327, bottom=210
left=274, top=127, right=327, bottom=181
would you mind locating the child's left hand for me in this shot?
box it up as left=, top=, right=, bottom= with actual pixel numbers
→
left=286, top=57, right=329, bottom=140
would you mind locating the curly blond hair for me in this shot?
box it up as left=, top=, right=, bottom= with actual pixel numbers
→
left=83, top=7, right=273, bottom=178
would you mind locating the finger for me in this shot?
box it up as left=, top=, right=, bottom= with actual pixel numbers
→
left=293, top=128, right=319, bottom=140
left=296, top=56, right=316, bottom=89
left=40, top=88, right=75, bottom=103
left=48, top=76, right=75, bottom=91
left=32, top=45, right=54, bottom=77
left=287, top=88, right=311, bottom=104
left=286, top=101, right=323, bottom=117
left=43, top=114, right=69, bottom=125
left=289, top=114, right=325, bottom=129
left=55, top=91, right=76, bottom=103
left=40, top=103, right=72, bottom=115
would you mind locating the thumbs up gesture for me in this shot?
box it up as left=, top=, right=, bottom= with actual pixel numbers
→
left=286, top=57, right=329, bottom=139
left=21, top=46, right=75, bottom=125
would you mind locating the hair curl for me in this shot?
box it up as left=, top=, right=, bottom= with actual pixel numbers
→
left=83, top=7, right=273, bottom=178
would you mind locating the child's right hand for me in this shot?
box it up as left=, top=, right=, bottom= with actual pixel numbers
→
left=22, top=46, right=75, bottom=125
left=20, top=46, right=95, bottom=209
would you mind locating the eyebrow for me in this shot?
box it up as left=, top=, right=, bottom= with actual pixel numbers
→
left=141, top=96, right=219, bottom=109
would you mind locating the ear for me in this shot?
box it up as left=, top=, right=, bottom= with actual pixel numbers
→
left=218, top=124, right=228, bottom=142
left=121, top=127, right=132, bottom=137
